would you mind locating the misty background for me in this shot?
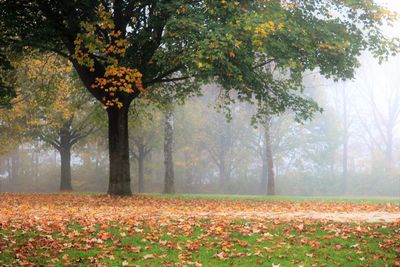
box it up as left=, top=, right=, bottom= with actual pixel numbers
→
left=0, top=1, right=399, bottom=197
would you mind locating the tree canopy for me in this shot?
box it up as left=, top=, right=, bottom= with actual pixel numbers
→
left=1, top=0, right=398, bottom=115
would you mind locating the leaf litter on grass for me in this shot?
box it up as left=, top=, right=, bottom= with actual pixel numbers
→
left=0, top=193, right=399, bottom=266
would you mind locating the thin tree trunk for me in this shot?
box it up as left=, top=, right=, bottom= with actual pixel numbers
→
left=107, top=106, right=132, bottom=196
left=34, top=150, right=39, bottom=183
left=54, top=149, right=58, bottom=166
left=95, top=141, right=100, bottom=178
left=164, top=110, right=175, bottom=194
left=386, top=127, right=393, bottom=174
left=31, top=149, right=36, bottom=182
left=342, top=140, right=348, bottom=194
left=184, top=152, right=193, bottom=192
left=219, top=161, right=226, bottom=192
left=11, top=147, right=19, bottom=189
left=7, top=156, right=11, bottom=180
left=265, top=119, right=275, bottom=196
left=260, top=152, right=268, bottom=195
left=218, top=121, right=231, bottom=193
left=138, top=145, right=145, bottom=193
left=342, top=87, right=348, bottom=194
left=11, top=151, right=18, bottom=181
left=59, top=146, right=72, bottom=191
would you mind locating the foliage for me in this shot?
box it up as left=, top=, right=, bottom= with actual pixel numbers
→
left=0, top=0, right=398, bottom=119
left=0, top=28, right=16, bottom=108
left=10, top=52, right=96, bottom=149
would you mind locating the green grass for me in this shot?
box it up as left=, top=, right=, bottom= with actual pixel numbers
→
left=145, top=193, right=400, bottom=204
left=1, top=219, right=399, bottom=266
left=5, top=192, right=399, bottom=204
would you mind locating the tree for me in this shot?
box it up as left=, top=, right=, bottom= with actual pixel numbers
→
left=0, top=30, right=16, bottom=108
left=196, top=89, right=253, bottom=193
left=129, top=99, right=161, bottom=193
left=130, top=133, right=153, bottom=193
left=356, top=59, right=400, bottom=177
left=42, top=116, right=96, bottom=191
left=262, top=117, right=275, bottom=195
left=0, top=69, right=15, bottom=108
left=9, top=52, right=96, bottom=191
left=163, top=109, right=175, bottom=194
left=330, top=82, right=354, bottom=194
left=1, top=0, right=397, bottom=195
left=202, top=111, right=234, bottom=191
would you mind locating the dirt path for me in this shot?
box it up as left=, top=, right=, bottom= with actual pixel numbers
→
left=189, top=211, right=400, bottom=223
left=146, top=211, right=400, bottom=223
left=0, top=194, right=399, bottom=224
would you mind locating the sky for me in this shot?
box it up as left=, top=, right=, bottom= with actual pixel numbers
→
left=351, top=0, right=400, bottom=89
left=321, top=0, right=400, bottom=154
left=380, top=0, right=400, bottom=11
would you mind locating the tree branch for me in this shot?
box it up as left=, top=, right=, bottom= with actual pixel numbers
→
left=252, top=59, right=275, bottom=70
left=144, top=65, right=185, bottom=87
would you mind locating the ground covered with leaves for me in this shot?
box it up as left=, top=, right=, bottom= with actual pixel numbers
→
left=0, top=194, right=399, bottom=266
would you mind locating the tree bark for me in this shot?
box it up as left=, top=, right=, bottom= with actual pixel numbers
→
left=164, top=110, right=175, bottom=194
left=57, top=121, right=74, bottom=191
left=138, top=144, right=145, bottom=193
left=342, top=86, right=348, bottom=194
left=95, top=140, right=101, bottom=179
left=10, top=147, right=19, bottom=189
left=11, top=150, right=19, bottom=181
left=218, top=161, right=226, bottom=191
left=265, top=119, right=275, bottom=196
left=7, top=157, right=11, bottom=181
left=107, top=106, right=132, bottom=196
left=184, top=152, right=193, bottom=192
left=218, top=121, right=232, bottom=192
left=385, top=127, right=393, bottom=173
left=260, top=152, right=268, bottom=195
left=59, top=146, right=72, bottom=191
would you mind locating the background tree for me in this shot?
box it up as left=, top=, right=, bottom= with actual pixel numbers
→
left=356, top=65, right=400, bottom=177
left=163, top=108, right=175, bottom=194
left=129, top=99, right=162, bottom=193
left=1, top=0, right=398, bottom=195
left=11, top=52, right=97, bottom=191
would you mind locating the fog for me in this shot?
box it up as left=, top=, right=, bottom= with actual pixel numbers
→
left=1, top=57, right=399, bottom=196
left=0, top=2, right=399, bottom=197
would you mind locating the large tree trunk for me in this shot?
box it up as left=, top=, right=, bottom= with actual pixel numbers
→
left=68, top=49, right=136, bottom=196
left=107, top=106, right=132, bottom=196
left=164, top=110, right=175, bottom=194
left=59, top=146, right=72, bottom=191
left=265, top=119, right=275, bottom=196
left=138, top=144, right=145, bottom=193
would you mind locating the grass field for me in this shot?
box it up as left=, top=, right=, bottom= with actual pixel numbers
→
left=0, top=193, right=399, bottom=266
left=147, top=193, right=400, bottom=203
